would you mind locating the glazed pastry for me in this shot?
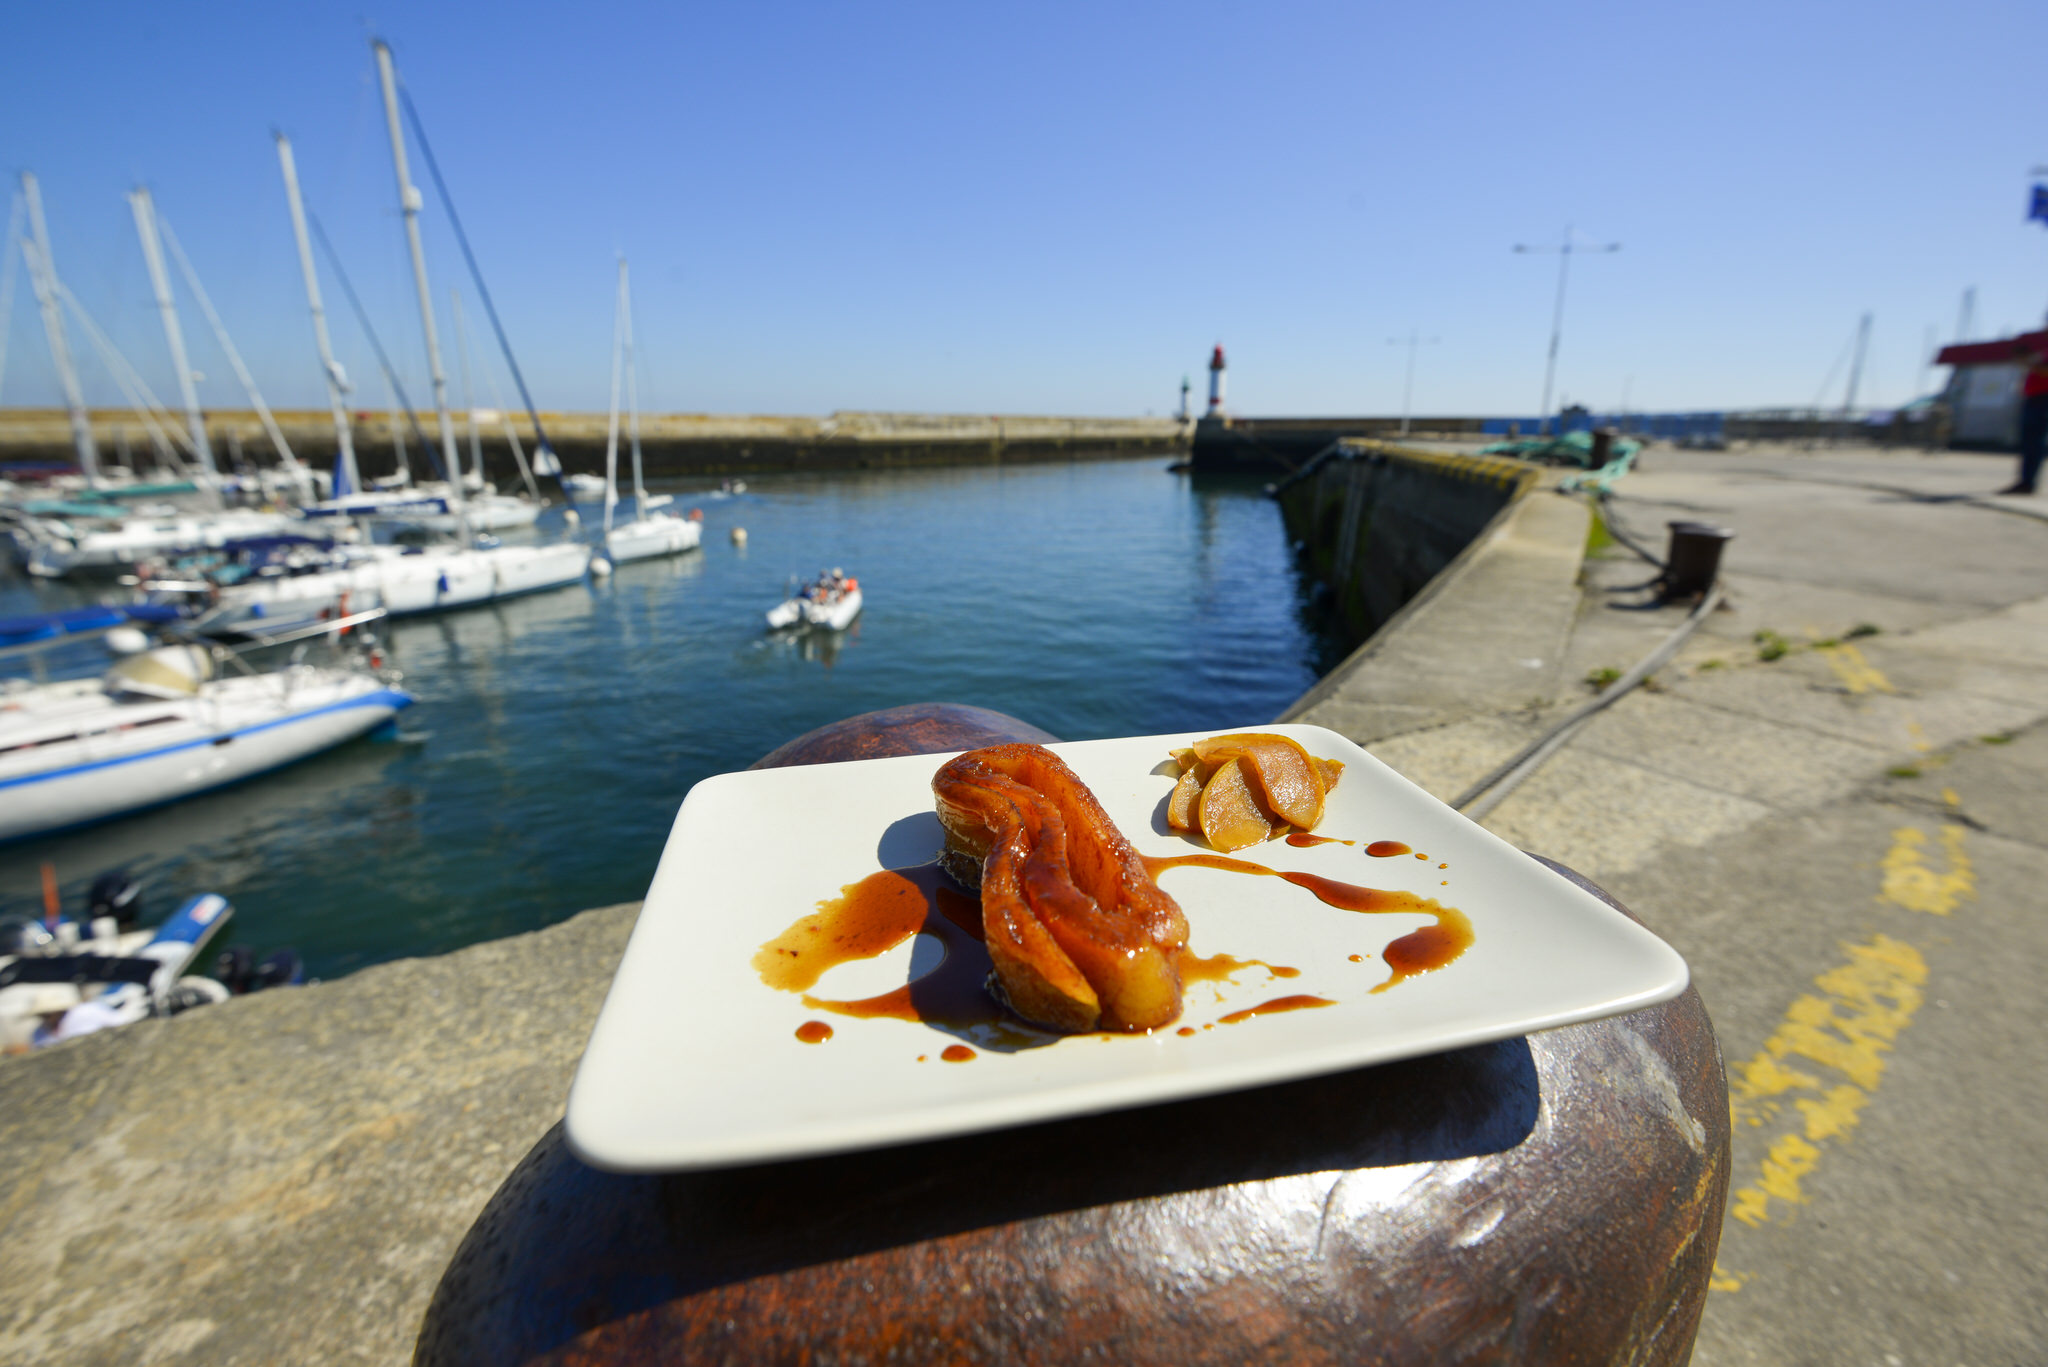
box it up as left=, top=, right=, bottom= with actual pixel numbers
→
left=933, top=744, right=1188, bottom=1033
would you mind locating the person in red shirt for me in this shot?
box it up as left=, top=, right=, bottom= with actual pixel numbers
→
left=2004, top=335, right=2048, bottom=495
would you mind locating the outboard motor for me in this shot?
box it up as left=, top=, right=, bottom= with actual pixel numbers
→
left=213, top=945, right=256, bottom=995
left=88, top=870, right=144, bottom=930
left=254, top=949, right=304, bottom=991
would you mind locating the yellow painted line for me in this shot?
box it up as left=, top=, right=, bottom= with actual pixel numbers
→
left=1879, top=824, right=1974, bottom=916
left=1724, top=932, right=1928, bottom=1229
left=1716, top=819, right=1970, bottom=1292
left=1815, top=641, right=1893, bottom=695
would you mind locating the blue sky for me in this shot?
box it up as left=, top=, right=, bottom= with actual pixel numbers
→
left=3, top=0, right=2045, bottom=419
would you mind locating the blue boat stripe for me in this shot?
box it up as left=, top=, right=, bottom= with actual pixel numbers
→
left=0, top=688, right=414, bottom=792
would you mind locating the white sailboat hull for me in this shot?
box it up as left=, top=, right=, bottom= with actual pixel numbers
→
left=24, top=511, right=304, bottom=577
left=604, top=514, right=701, bottom=564
left=0, top=669, right=411, bottom=841
left=381, top=493, right=544, bottom=533
left=191, top=542, right=593, bottom=636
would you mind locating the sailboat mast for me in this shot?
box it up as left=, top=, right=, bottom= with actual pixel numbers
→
left=275, top=133, right=360, bottom=497
left=622, top=259, right=646, bottom=507
left=452, top=287, right=483, bottom=492
left=156, top=216, right=312, bottom=501
left=19, top=174, right=99, bottom=486
left=602, top=259, right=626, bottom=540
left=128, top=188, right=217, bottom=490
left=373, top=39, right=468, bottom=536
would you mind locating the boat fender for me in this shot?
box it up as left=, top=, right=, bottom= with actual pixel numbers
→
left=163, top=977, right=231, bottom=1015
left=688, top=508, right=704, bottom=522
left=436, top=572, right=450, bottom=596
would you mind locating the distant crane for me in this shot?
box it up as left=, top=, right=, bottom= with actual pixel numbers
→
left=1386, top=330, right=1440, bottom=437
left=1513, top=225, right=1620, bottom=434
left=1841, top=312, right=1872, bottom=422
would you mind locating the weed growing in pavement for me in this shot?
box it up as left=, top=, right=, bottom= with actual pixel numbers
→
left=1754, top=629, right=1791, bottom=662
left=1585, top=666, right=1623, bottom=692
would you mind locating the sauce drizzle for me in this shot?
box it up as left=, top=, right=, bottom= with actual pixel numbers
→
left=942, top=1044, right=976, bottom=1062
left=1183, top=950, right=1301, bottom=984
left=794, top=1020, right=833, bottom=1044
left=1143, top=853, right=1473, bottom=990
left=1365, top=840, right=1411, bottom=857
left=1285, top=833, right=1354, bottom=848
left=1218, top=995, right=1335, bottom=1025
left=754, top=866, right=1045, bottom=1045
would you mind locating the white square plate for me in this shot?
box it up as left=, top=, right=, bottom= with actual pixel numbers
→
left=565, top=724, right=1689, bottom=1172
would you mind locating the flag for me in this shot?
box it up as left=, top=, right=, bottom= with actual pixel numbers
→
left=2031, top=184, right=2048, bottom=226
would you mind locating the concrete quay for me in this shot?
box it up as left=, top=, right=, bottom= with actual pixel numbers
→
left=2, top=442, right=2045, bottom=1364
left=1291, top=442, right=2048, bottom=1365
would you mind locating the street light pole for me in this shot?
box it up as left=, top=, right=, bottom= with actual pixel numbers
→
left=1386, top=330, right=1440, bottom=437
left=1514, top=225, right=1620, bottom=434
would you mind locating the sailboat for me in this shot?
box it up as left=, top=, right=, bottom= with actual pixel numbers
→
left=594, top=258, right=701, bottom=568
left=0, top=609, right=411, bottom=842
left=5, top=175, right=302, bottom=577
left=209, top=54, right=592, bottom=633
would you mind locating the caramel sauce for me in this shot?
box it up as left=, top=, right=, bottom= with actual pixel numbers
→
left=1143, top=853, right=1472, bottom=991
left=1347, top=954, right=1364, bottom=962
left=1183, top=950, right=1301, bottom=984
left=755, top=866, right=1042, bottom=1046
left=761, top=842, right=1474, bottom=1046
left=1176, top=1026, right=1197, bottom=1036
left=1218, top=995, right=1335, bottom=1024
left=1285, top=833, right=1354, bottom=848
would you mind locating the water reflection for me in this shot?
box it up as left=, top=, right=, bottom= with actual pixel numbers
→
left=0, top=460, right=1344, bottom=977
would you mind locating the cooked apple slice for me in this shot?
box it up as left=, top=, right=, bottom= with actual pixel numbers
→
left=1197, top=758, right=1276, bottom=852
left=1166, top=765, right=1204, bottom=831
left=1191, top=733, right=1328, bottom=830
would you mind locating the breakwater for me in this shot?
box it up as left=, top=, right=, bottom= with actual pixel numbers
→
left=0, top=408, right=1186, bottom=480
left=1190, top=416, right=1494, bottom=473
left=1273, top=438, right=1537, bottom=641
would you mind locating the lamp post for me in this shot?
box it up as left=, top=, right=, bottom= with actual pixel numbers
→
left=1514, top=225, right=1620, bottom=434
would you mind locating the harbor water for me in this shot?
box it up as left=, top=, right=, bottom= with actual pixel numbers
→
left=0, top=458, right=1347, bottom=979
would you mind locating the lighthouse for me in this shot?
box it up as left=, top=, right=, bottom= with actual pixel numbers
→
left=1206, top=344, right=1227, bottom=417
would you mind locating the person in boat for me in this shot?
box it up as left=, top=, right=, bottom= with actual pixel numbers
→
left=24, top=987, right=122, bottom=1049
